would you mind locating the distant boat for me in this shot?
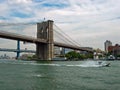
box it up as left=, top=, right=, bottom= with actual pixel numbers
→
left=107, top=55, right=115, bottom=60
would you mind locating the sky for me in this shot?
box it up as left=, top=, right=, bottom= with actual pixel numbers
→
left=0, top=0, right=120, bottom=56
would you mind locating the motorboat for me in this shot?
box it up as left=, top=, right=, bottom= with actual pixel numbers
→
left=102, top=63, right=110, bottom=67
left=107, top=55, right=115, bottom=60
left=98, top=61, right=110, bottom=67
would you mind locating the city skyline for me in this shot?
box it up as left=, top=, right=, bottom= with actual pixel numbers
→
left=0, top=0, right=120, bottom=56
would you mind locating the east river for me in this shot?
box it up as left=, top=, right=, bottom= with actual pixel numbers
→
left=0, top=59, right=120, bottom=90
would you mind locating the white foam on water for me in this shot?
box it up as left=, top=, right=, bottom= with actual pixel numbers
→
left=32, top=74, right=43, bottom=77
left=66, top=64, right=100, bottom=67
left=0, top=60, right=107, bottom=68
left=35, top=74, right=42, bottom=77
left=28, top=63, right=62, bottom=66
left=65, top=61, right=107, bottom=67
left=79, top=61, right=99, bottom=67
left=0, top=60, right=62, bottom=67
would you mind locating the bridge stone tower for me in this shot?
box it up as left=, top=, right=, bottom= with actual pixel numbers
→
left=36, top=20, right=54, bottom=60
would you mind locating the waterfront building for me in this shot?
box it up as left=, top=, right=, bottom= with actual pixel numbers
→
left=104, top=40, right=112, bottom=52
left=108, top=44, right=120, bottom=57
left=0, top=54, right=10, bottom=59
left=19, top=54, right=34, bottom=59
left=54, top=46, right=65, bottom=57
left=93, top=48, right=104, bottom=60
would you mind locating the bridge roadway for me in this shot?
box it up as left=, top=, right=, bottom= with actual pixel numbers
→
left=0, top=48, right=36, bottom=53
left=0, top=31, right=93, bottom=52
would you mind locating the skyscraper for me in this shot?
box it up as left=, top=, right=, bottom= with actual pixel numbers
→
left=104, top=40, right=112, bottom=52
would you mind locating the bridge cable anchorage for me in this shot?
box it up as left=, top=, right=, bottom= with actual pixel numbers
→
left=53, top=24, right=82, bottom=47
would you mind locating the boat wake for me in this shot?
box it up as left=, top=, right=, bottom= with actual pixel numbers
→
left=78, top=61, right=110, bottom=67
left=0, top=60, right=110, bottom=67
left=65, top=61, right=110, bottom=67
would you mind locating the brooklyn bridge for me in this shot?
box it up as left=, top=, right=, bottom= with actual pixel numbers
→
left=0, top=20, right=93, bottom=60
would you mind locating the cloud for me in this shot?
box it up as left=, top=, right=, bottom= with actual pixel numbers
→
left=0, top=0, right=120, bottom=57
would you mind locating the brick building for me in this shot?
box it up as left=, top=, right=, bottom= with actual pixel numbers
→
left=108, top=44, right=120, bottom=57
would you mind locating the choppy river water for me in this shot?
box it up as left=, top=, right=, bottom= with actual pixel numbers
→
left=0, top=59, right=120, bottom=90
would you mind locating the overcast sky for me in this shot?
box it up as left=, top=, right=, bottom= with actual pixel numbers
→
left=0, top=0, right=120, bottom=56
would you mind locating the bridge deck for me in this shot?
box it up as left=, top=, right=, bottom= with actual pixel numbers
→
left=0, top=48, right=36, bottom=53
left=0, top=31, right=93, bottom=52
left=0, top=31, right=47, bottom=43
left=54, top=42, right=93, bottom=52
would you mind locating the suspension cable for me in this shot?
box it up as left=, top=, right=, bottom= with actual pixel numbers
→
left=54, top=24, right=82, bottom=47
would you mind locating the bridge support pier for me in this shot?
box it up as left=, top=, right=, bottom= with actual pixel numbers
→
left=16, top=40, right=20, bottom=59
left=36, top=20, right=54, bottom=60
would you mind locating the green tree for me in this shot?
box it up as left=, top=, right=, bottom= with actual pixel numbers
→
left=65, top=51, right=77, bottom=59
left=65, top=51, right=87, bottom=60
left=86, top=53, right=93, bottom=59
left=65, top=51, right=94, bottom=60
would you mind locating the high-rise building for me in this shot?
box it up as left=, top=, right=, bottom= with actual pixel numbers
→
left=104, top=40, right=112, bottom=52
